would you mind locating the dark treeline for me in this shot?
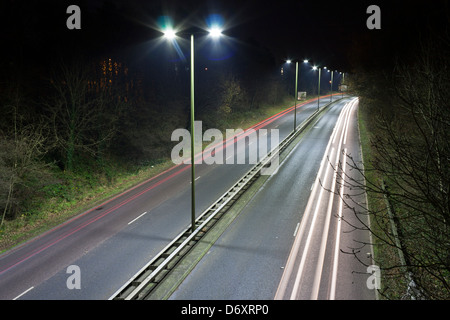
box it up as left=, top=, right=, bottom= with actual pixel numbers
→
left=345, top=1, right=450, bottom=299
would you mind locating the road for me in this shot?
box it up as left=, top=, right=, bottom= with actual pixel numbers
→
left=169, top=97, right=377, bottom=300
left=0, top=95, right=335, bottom=300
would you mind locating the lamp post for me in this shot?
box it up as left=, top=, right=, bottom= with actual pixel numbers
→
left=287, top=60, right=299, bottom=132
left=330, top=70, right=334, bottom=102
left=164, top=26, right=222, bottom=233
left=342, top=72, right=345, bottom=99
left=190, top=34, right=195, bottom=233
left=294, top=61, right=298, bottom=131
left=287, top=59, right=309, bottom=132
left=313, top=66, right=321, bottom=111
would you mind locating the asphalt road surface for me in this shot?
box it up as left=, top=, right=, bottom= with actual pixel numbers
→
left=0, top=95, right=336, bottom=300
left=170, top=97, right=377, bottom=300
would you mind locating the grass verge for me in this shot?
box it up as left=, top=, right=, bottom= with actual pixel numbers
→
left=0, top=94, right=316, bottom=254
left=357, top=99, right=405, bottom=299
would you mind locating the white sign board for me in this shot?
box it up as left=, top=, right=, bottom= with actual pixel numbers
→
left=298, top=92, right=307, bottom=100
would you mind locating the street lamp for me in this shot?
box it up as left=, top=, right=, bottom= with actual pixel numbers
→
left=338, top=71, right=345, bottom=98
left=330, top=70, right=334, bottom=102
left=209, top=26, right=222, bottom=38
left=286, top=59, right=309, bottom=132
left=163, top=25, right=223, bottom=233
left=163, top=27, right=176, bottom=40
left=287, top=59, right=298, bottom=132
left=294, top=61, right=298, bottom=132
left=313, top=66, right=321, bottom=111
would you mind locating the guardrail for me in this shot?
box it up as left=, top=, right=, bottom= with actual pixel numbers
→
left=109, top=97, right=343, bottom=300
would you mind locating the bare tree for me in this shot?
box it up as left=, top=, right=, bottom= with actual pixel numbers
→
left=0, top=102, right=49, bottom=226
left=44, top=62, right=125, bottom=171
left=339, top=38, right=450, bottom=299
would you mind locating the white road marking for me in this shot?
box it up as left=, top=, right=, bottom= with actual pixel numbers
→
left=330, top=148, right=347, bottom=300
left=275, top=99, right=357, bottom=300
left=293, top=223, right=300, bottom=237
left=311, top=106, right=349, bottom=299
left=311, top=101, right=355, bottom=299
left=290, top=147, right=334, bottom=300
left=189, top=176, right=201, bottom=183
left=275, top=104, right=340, bottom=300
left=13, top=286, right=34, bottom=300
left=128, top=212, right=148, bottom=225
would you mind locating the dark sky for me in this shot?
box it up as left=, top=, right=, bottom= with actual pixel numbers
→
left=0, top=0, right=448, bottom=74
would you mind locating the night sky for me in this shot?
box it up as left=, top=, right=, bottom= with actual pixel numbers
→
left=0, top=0, right=447, bottom=77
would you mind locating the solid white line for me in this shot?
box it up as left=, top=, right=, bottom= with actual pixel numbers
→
left=343, top=98, right=356, bottom=144
left=311, top=99, right=352, bottom=299
left=332, top=102, right=350, bottom=144
left=311, top=127, right=345, bottom=298
left=330, top=148, right=347, bottom=300
left=275, top=130, right=335, bottom=299
left=289, top=147, right=334, bottom=300
left=13, top=286, right=34, bottom=300
left=189, top=176, right=201, bottom=183
left=128, top=212, right=147, bottom=225
left=275, top=100, right=350, bottom=300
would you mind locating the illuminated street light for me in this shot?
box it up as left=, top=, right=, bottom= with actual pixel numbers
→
left=209, top=26, right=222, bottom=38
left=285, top=58, right=309, bottom=131
left=163, top=23, right=223, bottom=233
left=285, top=59, right=299, bottom=132
left=330, top=70, right=334, bottom=102
left=312, top=66, right=321, bottom=111
left=163, top=27, right=176, bottom=40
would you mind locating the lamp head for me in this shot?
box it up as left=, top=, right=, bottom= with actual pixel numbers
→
left=209, top=26, right=222, bottom=38
left=163, top=28, right=176, bottom=40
